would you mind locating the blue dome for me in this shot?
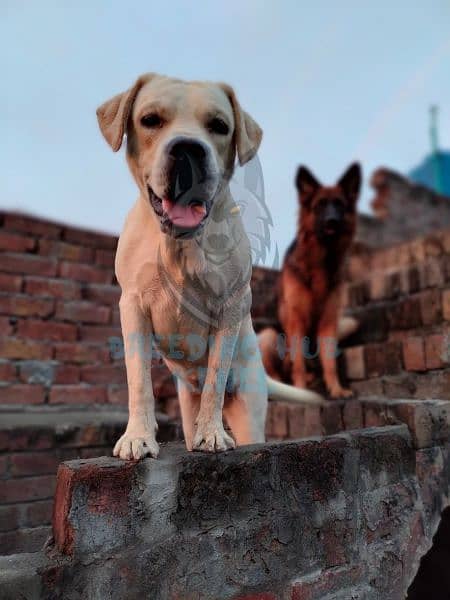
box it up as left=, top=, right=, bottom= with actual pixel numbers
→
left=408, top=151, right=450, bottom=197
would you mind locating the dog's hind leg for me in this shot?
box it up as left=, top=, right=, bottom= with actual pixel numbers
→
left=258, top=327, right=283, bottom=381
left=224, top=318, right=268, bottom=445
left=337, top=316, right=358, bottom=340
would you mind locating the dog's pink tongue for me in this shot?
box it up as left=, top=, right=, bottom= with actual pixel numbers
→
left=162, top=198, right=206, bottom=228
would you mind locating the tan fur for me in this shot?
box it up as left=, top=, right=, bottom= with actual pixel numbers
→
left=97, top=73, right=321, bottom=460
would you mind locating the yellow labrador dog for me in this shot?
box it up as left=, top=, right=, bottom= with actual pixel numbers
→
left=97, top=73, right=322, bottom=460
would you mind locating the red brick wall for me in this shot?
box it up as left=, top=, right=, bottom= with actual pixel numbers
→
left=342, top=230, right=450, bottom=400
left=0, top=212, right=127, bottom=407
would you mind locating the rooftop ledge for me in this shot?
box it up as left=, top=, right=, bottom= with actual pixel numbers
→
left=1, top=422, right=448, bottom=599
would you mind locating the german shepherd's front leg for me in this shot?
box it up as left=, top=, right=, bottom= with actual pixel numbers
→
left=192, top=323, right=239, bottom=452
left=113, top=294, right=159, bottom=459
left=318, top=293, right=353, bottom=399
left=284, top=308, right=309, bottom=388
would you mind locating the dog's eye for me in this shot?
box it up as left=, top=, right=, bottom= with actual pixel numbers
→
left=140, top=113, right=164, bottom=129
left=207, top=117, right=229, bottom=135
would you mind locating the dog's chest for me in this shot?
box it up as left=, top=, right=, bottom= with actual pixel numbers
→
left=141, top=274, right=211, bottom=360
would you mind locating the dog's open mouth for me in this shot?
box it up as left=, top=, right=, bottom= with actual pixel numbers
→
left=148, top=186, right=210, bottom=237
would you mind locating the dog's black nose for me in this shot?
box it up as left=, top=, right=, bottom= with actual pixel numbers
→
left=324, top=216, right=340, bottom=227
left=169, top=140, right=206, bottom=163
left=168, top=140, right=207, bottom=201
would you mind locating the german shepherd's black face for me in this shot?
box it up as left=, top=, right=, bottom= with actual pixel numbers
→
left=295, top=163, right=362, bottom=243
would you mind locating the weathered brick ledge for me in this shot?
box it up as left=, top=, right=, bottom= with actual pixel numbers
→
left=0, top=423, right=448, bottom=600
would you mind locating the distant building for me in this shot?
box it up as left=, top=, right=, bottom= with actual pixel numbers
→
left=409, top=150, right=450, bottom=198
left=355, top=167, right=450, bottom=248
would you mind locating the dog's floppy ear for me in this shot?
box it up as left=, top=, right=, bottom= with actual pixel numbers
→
left=219, top=84, right=262, bottom=166
left=337, top=162, right=362, bottom=205
left=96, top=74, right=154, bottom=152
left=296, top=166, right=321, bottom=205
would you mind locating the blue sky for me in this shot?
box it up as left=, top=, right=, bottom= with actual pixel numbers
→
left=2, top=1, right=449, bottom=259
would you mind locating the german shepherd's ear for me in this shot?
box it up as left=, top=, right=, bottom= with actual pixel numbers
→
left=96, top=73, right=155, bottom=151
left=337, top=163, right=362, bottom=206
left=295, top=166, right=321, bottom=206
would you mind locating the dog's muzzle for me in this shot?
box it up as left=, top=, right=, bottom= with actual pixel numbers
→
left=148, top=139, right=217, bottom=239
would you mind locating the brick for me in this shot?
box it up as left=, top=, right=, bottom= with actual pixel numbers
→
left=0, top=360, right=16, bottom=382
left=321, top=403, right=342, bottom=435
left=386, top=271, right=402, bottom=299
left=0, top=252, right=57, bottom=276
left=0, top=525, right=51, bottom=555
left=0, top=337, right=52, bottom=360
left=348, top=281, right=368, bottom=307
left=23, top=499, right=54, bottom=527
left=388, top=399, right=450, bottom=447
left=63, top=226, right=118, bottom=249
left=267, top=402, right=289, bottom=439
left=0, top=294, right=54, bottom=318
left=350, top=378, right=383, bottom=398
left=365, top=344, right=386, bottom=378
left=406, top=265, right=423, bottom=293
left=53, top=343, right=110, bottom=364
left=95, top=248, right=116, bottom=268
left=363, top=401, right=389, bottom=428
left=55, top=300, right=110, bottom=324
left=24, top=276, right=81, bottom=300
left=424, top=257, right=445, bottom=288
left=80, top=364, right=126, bottom=385
left=17, top=360, right=79, bottom=385
left=79, top=325, right=122, bottom=343
left=286, top=404, right=305, bottom=438
left=384, top=341, right=403, bottom=375
left=0, top=316, right=14, bottom=336
left=370, top=271, right=386, bottom=300
left=443, top=289, right=450, bottom=321
left=0, top=427, right=55, bottom=452
left=0, top=506, right=20, bottom=532
left=59, top=261, right=112, bottom=284
left=0, top=272, right=23, bottom=292
left=425, top=334, right=448, bottom=369
left=54, top=364, right=80, bottom=384
left=0, top=474, right=56, bottom=503
left=49, top=385, right=107, bottom=404
left=107, top=385, right=128, bottom=405
left=83, top=283, right=121, bottom=305
left=17, top=318, right=77, bottom=342
left=342, top=399, right=363, bottom=430
left=3, top=214, right=62, bottom=238
left=0, top=455, right=7, bottom=476
left=414, top=370, right=450, bottom=400
left=0, top=384, right=46, bottom=404
left=0, top=230, right=35, bottom=252
left=419, top=289, right=442, bottom=326
left=38, top=239, right=94, bottom=262
left=303, top=405, right=322, bottom=436
left=403, top=337, right=426, bottom=372
left=383, top=374, right=418, bottom=399
left=388, top=296, right=422, bottom=330
left=10, top=451, right=60, bottom=476
left=344, top=346, right=365, bottom=380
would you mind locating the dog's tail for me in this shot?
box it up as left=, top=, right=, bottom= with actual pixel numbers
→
left=266, top=376, right=324, bottom=406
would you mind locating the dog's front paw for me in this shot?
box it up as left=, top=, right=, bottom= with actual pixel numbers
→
left=328, top=384, right=354, bottom=399
left=192, top=423, right=235, bottom=453
left=113, top=429, right=159, bottom=460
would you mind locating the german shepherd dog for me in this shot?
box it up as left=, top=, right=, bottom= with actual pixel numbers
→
left=259, top=163, right=361, bottom=398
